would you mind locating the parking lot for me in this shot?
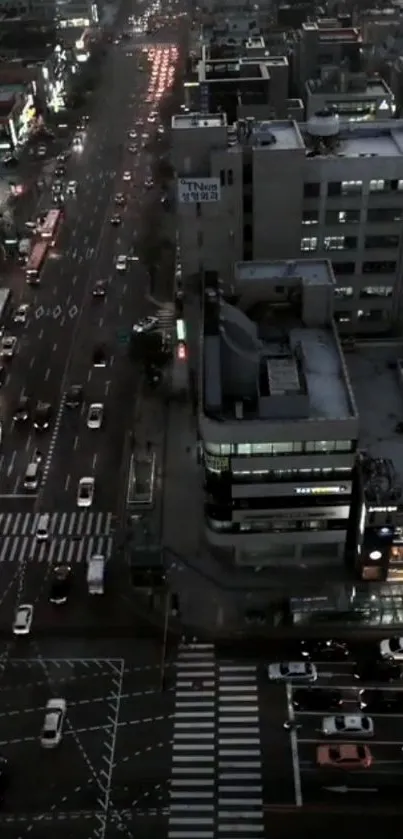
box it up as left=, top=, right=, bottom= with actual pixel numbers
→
left=0, top=652, right=175, bottom=835
left=259, top=652, right=403, bottom=810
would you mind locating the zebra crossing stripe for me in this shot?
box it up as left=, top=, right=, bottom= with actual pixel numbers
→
left=0, top=535, right=114, bottom=564
left=169, top=643, right=216, bottom=839
left=0, top=511, right=114, bottom=538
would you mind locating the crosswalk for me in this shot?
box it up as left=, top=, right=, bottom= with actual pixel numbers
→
left=169, top=642, right=264, bottom=839
left=156, top=305, right=174, bottom=334
left=0, top=511, right=113, bottom=538
left=0, top=512, right=115, bottom=565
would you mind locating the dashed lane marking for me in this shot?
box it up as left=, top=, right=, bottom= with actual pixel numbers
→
left=115, top=740, right=170, bottom=766
left=0, top=808, right=170, bottom=823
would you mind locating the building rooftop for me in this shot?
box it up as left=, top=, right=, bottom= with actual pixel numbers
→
left=302, top=22, right=361, bottom=41
left=235, top=260, right=332, bottom=286
left=200, top=60, right=266, bottom=81
left=306, top=74, right=392, bottom=98
left=346, top=346, right=403, bottom=504
left=172, top=112, right=227, bottom=129
left=202, top=260, right=356, bottom=425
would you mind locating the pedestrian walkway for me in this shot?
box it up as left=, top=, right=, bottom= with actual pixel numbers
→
left=169, top=643, right=265, bottom=838
left=0, top=533, right=114, bottom=565
left=155, top=303, right=174, bottom=335
left=169, top=642, right=216, bottom=838
left=217, top=664, right=264, bottom=836
left=0, top=511, right=114, bottom=538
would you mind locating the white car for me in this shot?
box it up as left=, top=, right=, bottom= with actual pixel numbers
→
left=267, top=661, right=318, bottom=682
left=72, top=135, right=83, bottom=148
left=66, top=180, right=77, bottom=195
left=116, top=255, right=127, bottom=272
left=123, top=171, right=131, bottom=181
left=77, top=477, right=95, bottom=507
left=133, top=316, right=158, bottom=334
left=1, top=335, right=17, bottom=358
left=12, top=603, right=33, bottom=636
left=14, top=304, right=29, bottom=324
left=87, top=403, right=103, bottom=429
left=321, top=714, right=374, bottom=737
left=41, top=698, right=66, bottom=748
left=380, top=637, right=403, bottom=660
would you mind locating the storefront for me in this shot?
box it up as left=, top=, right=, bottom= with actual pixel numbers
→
left=12, top=94, right=37, bottom=145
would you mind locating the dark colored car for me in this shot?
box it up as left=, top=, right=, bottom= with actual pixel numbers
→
left=65, top=384, right=83, bottom=409
left=92, top=281, right=106, bottom=298
left=92, top=345, right=107, bottom=367
left=293, top=687, right=343, bottom=712
left=354, top=659, right=402, bottom=683
left=300, top=639, right=350, bottom=660
left=49, top=565, right=72, bottom=605
left=110, top=214, right=121, bottom=225
left=54, top=165, right=66, bottom=176
left=33, top=402, right=52, bottom=431
left=114, top=193, right=125, bottom=205
left=13, top=396, right=30, bottom=423
left=0, top=366, right=6, bottom=387
left=359, top=689, right=403, bottom=713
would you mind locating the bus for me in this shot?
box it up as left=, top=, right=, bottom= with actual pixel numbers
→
left=25, top=241, right=49, bottom=284
left=0, top=289, right=12, bottom=332
left=126, top=451, right=156, bottom=508
left=39, top=209, right=62, bottom=245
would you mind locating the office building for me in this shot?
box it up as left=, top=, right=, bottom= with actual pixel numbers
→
left=172, top=112, right=403, bottom=335
left=199, top=258, right=359, bottom=574
left=346, top=346, right=403, bottom=584
left=187, top=47, right=291, bottom=122
left=292, top=21, right=363, bottom=95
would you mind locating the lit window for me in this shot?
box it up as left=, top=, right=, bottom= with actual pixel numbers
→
left=237, top=444, right=252, bottom=455
left=334, top=286, right=353, bottom=298
left=341, top=180, right=362, bottom=195
left=324, top=236, right=345, bottom=251
left=301, top=236, right=317, bottom=252
left=369, top=179, right=385, bottom=192
left=360, top=286, right=393, bottom=298
left=302, top=210, right=318, bottom=225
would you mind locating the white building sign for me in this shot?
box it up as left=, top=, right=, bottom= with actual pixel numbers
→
left=177, top=177, right=221, bottom=204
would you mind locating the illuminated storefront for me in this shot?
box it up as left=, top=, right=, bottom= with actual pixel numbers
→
left=0, top=92, right=36, bottom=151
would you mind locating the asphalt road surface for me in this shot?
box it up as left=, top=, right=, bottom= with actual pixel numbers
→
left=2, top=637, right=403, bottom=837
left=0, top=639, right=174, bottom=838
left=0, top=2, right=176, bottom=519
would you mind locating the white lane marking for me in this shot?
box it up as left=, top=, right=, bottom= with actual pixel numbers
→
left=286, top=682, right=303, bottom=807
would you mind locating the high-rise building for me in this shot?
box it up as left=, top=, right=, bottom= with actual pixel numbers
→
left=172, top=112, right=403, bottom=335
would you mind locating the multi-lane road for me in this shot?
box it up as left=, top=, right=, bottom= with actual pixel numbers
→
left=0, top=3, right=176, bottom=519
left=1, top=636, right=403, bottom=835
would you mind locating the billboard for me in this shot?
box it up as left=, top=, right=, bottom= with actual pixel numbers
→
left=177, top=177, right=221, bottom=204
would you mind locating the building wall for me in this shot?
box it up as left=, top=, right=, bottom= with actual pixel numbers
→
left=173, top=118, right=403, bottom=334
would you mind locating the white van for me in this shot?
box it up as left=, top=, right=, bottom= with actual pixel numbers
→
left=24, top=462, right=40, bottom=491
left=87, top=555, right=105, bottom=594
left=36, top=513, right=50, bottom=540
